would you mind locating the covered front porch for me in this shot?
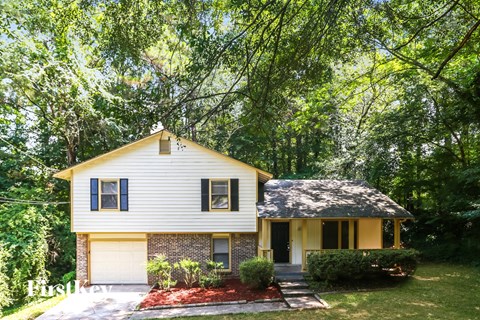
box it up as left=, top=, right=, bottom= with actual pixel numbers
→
left=257, top=217, right=406, bottom=270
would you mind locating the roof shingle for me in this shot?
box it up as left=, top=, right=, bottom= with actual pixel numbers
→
left=257, top=180, right=413, bottom=219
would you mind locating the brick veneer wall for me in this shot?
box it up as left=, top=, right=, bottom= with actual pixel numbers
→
left=231, top=234, right=257, bottom=276
left=76, top=234, right=88, bottom=284
left=147, top=233, right=257, bottom=284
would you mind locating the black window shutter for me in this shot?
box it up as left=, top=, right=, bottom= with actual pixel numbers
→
left=230, top=178, right=239, bottom=211
left=120, top=178, right=129, bottom=211
left=201, top=179, right=209, bottom=211
left=90, top=178, right=98, bottom=211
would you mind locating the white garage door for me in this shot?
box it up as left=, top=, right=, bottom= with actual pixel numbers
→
left=90, top=241, right=147, bottom=284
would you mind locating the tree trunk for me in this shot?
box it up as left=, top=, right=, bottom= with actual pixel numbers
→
left=295, top=134, right=303, bottom=173
left=272, top=139, right=278, bottom=178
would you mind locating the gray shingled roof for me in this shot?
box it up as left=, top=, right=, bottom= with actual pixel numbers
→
left=257, top=180, right=413, bottom=219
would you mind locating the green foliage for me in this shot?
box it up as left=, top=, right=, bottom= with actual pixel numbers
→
left=0, top=244, right=12, bottom=313
left=174, top=258, right=201, bottom=288
left=146, top=255, right=177, bottom=291
left=199, top=260, right=224, bottom=289
left=0, top=2, right=479, bottom=313
left=239, top=257, right=274, bottom=289
left=408, top=213, right=480, bottom=266
left=0, top=200, right=49, bottom=302
left=61, top=271, right=76, bottom=286
left=307, top=249, right=419, bottom=282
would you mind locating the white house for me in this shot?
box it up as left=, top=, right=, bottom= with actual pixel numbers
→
left=54, top=129, right=413, bottom=284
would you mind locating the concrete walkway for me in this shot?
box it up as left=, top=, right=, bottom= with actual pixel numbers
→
left=130, top=302, right=290, bottom=319
left=37, top=285, right=150, bottom=320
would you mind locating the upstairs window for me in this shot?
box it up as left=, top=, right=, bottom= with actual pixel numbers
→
left=211, top=180, right=229, bottom=210
left=201, top=179, right=239, bottom=212
left=100, top=180, right=119, bottom=209
left=91, top=178, right=128, bottom=211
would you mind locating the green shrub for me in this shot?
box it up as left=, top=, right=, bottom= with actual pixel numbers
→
left=199, top=274, right=223, bottom=288
left=307, top=249, right=419, bottom=282
left=199, top=260, right=224, bottom=288
left=239, top=257, right=274, bottom=289
left=61, top=271, right=76, bottom=285
left=0, top=245, right=12, bottom=314
left=0, top=204, right=50, bottom=302
left=174, top=258, right=201, bottom=288
left=146, top=254, right=177, bottom=290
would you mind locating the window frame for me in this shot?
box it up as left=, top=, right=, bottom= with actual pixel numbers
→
left=209, top=179, right=231, bottom=211
left=321, top=219, right=358, bottom=249
left=211, top=234, right=231, bottom=272
left=99, top=178, right=120, bottom=211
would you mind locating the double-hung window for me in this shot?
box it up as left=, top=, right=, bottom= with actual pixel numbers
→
left=91, top=178, right=128, bottom=211
left=212, top=235, right=230, bottom=270
left=210, top=180, right=229, bottom=210
left=100, top=180, right=119, bottom=210
left=200, top=178, right=238, bottom=212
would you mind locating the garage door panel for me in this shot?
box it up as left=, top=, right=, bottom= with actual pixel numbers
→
left=90, top=241, right=147, bottom=284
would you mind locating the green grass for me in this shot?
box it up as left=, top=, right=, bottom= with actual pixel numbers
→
left=1, top=295, right=65, bottom=320
left=161, top=263, right=480, bottom=320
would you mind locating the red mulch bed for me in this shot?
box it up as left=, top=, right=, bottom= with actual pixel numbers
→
left=140, top=279, right=281, bottom=308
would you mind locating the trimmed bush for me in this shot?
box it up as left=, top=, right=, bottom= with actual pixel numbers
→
left=146, top=254, right=177, bottom=290
left=199, top=260, right=224, bottom=288
left=307, top=249, right=419, bottom=282
left=174, top=258, right=201, bottom=288
left=239, top=257, right=274, bottom=289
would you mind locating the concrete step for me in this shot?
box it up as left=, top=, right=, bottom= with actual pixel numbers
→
left=278, top=281, right=309, bottom=289
left=275, top=275, right=305, bottom=282
left=280, top=288, right=314, bottom=297
left=284, top=296, right=327, bottom=309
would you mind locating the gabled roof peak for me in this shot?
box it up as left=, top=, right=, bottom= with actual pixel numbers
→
left=53, top=129, right=272, bottom=182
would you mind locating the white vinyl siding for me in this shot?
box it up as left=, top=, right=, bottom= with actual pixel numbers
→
left=72, top=137, right=257, bottom=232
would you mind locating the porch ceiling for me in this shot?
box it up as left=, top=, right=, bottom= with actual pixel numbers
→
left=257, top=179, right=413, bottom=219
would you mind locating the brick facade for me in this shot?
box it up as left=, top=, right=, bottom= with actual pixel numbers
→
left=231, top=234, right=257, bottom=276
left=75, top=233, right=258, bottom=285
left=147, top=233, right=257, bottom=284
left=76, top=234, right=88, bottom=284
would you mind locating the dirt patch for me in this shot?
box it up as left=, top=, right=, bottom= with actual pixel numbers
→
left=140, top=279, right=281, bottom=308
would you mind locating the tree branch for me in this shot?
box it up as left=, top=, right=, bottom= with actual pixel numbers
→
left=394, top=0, right=459, bottom=51
left=432, top=19, right=480, bottom=79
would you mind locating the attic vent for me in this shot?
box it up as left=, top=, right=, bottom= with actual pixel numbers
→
left=159, top=139, right=171, bottom=154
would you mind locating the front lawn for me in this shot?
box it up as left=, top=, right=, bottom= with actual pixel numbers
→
left=162, top=263, right=480, bottom=320
left=1, top=295, right=65, bottom=320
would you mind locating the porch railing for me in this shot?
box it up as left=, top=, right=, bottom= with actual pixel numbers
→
left=258, top=247, right=274, bottom=261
